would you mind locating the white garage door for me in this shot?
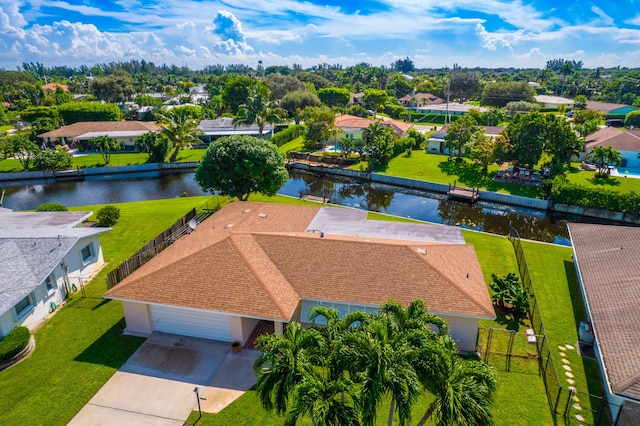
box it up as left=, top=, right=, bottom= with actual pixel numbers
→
left=149, top=305, right=231, bottom=342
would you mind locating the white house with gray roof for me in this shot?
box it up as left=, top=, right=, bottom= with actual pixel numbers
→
left=0, top=212, right=110, bottom=337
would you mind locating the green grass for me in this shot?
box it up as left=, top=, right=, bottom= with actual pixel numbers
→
left=0, top=125, right=13, bottom=132
left=0, top=148, right=207, bottom=172
left=373, top=151, right=542, bottom=198
left=278, top=135, right=310, bottom=156
left=521, top=241, right=608, bottom=423
left=0, top=196, right=220, bottom=425
left=565, top=164, right=640, bottom=194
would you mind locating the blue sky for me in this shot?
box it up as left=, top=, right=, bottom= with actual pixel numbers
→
left=1, top=0, right=640, bottom=70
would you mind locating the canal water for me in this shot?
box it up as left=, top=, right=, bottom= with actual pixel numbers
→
left=1, top=170, right=575, bottom=245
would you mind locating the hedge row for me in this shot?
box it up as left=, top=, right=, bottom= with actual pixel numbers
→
left=271, top=125, right=303, bottom=147
left=551, top=179, right=640, bottom=213
left=0, top=326, right=30, bottom=362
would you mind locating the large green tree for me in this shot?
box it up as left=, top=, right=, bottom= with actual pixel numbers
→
left=158, top=107, right=201, bottom=162
left=503, top=112, right=548, bottom=167
left=233, top=84, right=283, bottom=138
left=302, top=107, right=336, bottom=148
left=91, top=70, right=135, bottom=103
left=195, top=135, right=288, bottom=201
left=480, top=81, right=535, bottom=108
left=280, top=91, right=320, bottom=124
left=443, top=114, right=482, bottom=161
left=317, top=87, right=351, bottom=107
left=7, top=133, right=39, bottom=169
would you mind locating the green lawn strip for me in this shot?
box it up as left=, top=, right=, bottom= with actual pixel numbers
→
left=278, top=135, right=309, bottom=156
left=565, top=166, right=640, bottom=195
left=377, top=151, right=541, bottom=198
left=0, top=149, right=207, bottom=172
left=0, top=196, right=218, bottom=425
left=521, top=241, right=608, bottom=422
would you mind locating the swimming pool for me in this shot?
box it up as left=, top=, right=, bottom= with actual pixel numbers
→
left=611, top=167, right=640, bottom=179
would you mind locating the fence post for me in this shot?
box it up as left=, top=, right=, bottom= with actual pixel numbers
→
left=484, top=328, right=493, bottom=363
left=554, top=387, right=564, bottom=415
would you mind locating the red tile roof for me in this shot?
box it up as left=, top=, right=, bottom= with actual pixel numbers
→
left=335, top=114, right=374, bottom=129
left=105, top=202, right=495, bottom=321
left=42, top=83, right=69, bottom=92
left=568, top=223, right=640, bottom=400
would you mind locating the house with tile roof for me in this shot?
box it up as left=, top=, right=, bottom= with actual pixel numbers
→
left=568, top=223, right=640, bottom=424
left=37, top=121, right=159, bottom=150
left=585, top=127, right=640, bottom=170
left=0, top=211, right=110, bottom=337
left=105, top=202, right=495, bottom=352
left=427, top=124, right=505, bottom=154
left=534, top=95, right=574, bottom=109
left=333, top=114, right=413, bottom=144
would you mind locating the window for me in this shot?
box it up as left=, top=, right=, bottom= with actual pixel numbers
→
left=14, top=295, right=34, bottom=318
left=81, top=243, right=95, bottom=264
left=45, top=274, right=56, bottom=293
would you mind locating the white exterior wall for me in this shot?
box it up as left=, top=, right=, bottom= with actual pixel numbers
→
left=121, top=301, right=153, bottom=336
left=0, top=235, right=106, bottom=337
left=439, top=314, right=480, bottom=352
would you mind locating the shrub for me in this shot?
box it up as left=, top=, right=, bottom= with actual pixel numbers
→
left=625, top=110, right=640, bottom=128
left=270, top=125, right=303, bottom=147
left=0, top=326, right=30, bottom=362
left=35, top=203, right=68, bottom=212
left=33, top=149, right=72, bottom=171
left=551, top=178, right=640, bottom=213
left=96, top=205, right=121, bottom=227
left=383, top=103, right=407, bottom=119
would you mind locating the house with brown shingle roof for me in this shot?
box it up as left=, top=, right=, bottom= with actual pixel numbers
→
left=105, top=202, right=495, bottom=352
left=568, top=223, right=640, bottom=424
left=37, top=121, right=159, bottom=150
left=585, top=127, right=640, bottom=170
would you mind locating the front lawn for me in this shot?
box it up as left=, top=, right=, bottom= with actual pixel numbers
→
left=0, top=196, right=216, bottom=425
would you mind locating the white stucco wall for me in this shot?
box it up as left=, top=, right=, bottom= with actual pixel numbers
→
left=0, top=235, right=106, bottom=338
left=439, top=314, right=480, bottom=352
left=121, top=301, right=153, bottom=336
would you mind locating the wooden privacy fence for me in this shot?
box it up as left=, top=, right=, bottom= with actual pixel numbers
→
left=107, top=208, right=202, bottom=288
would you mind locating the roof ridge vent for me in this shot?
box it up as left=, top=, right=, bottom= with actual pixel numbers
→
left=416, top=248, right=426, bottom=255
left=258, top=213, right=268, bottom=218
left=224, top=223, right=234, bottom=229
left=242, top=209, right=251, bottom=214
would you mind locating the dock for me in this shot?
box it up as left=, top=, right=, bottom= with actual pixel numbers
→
left=53, top=168, right=84, bottom=181
left=448, top=181, right=479, bottom=204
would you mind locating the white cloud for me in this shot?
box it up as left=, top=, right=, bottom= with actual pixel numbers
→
left=209, top=10, right=253, bottom=54
left=626, top=15, right=640, bottom=26
left=591, top=5, right=614, bottom=26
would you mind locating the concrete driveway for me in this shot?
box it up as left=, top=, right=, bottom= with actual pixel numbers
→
left=69, top=333, right=260, bottom=425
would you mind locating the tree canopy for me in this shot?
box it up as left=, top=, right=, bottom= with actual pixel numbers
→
left=195, top=135, right=288, bottom=201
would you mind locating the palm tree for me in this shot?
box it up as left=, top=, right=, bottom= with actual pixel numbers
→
left=233, top=84, right=283, bottom=139
left=88, top=135, right=120, bottom=165
left=253, top=322, right=323, bottom=415
left=338, top=315, right=421, bottom=426
left=586, top=146, right=623, bottom=177
left=285, top=369, right=359, bottom=426
left=379, top=299, right=449, bottom=337
left=415, top=336, right=497, bottom=426
left=158, top=107, right=201, bottom=162
left=362, top=121, right=384, bottom=147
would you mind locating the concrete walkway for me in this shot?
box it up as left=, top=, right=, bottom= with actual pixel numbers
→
left=69, top=333, right=260, bottom=425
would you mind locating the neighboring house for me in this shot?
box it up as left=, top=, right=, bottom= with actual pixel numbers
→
left=586, top=102, right=638, bottom=116
left=534, top=95, right=574, bottom=109
left=416, top=103, right=487, bottom=117
left=349, top=92, right=365, bottom=106
left=568, top=224, right=640, bottom=424
left=398, top=93, right=445, bottom=109
left=117, top=102, right=139, bottom=113
left=136, top=106, right=155, bottom=121
left=37, top=121, right=159, bottom=149
left=427, top=124, right=505, bottom=154
left=333, top=114, right=413, bottom=143
left=105, top=202, right=495, bottom=352
left=0, top=211, right=109, bottom=338
left=42, top=82, right=69, bottom=92
left=585, top=127, right=640, bottom=169
left=197, top=117, right=275, bottom=143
